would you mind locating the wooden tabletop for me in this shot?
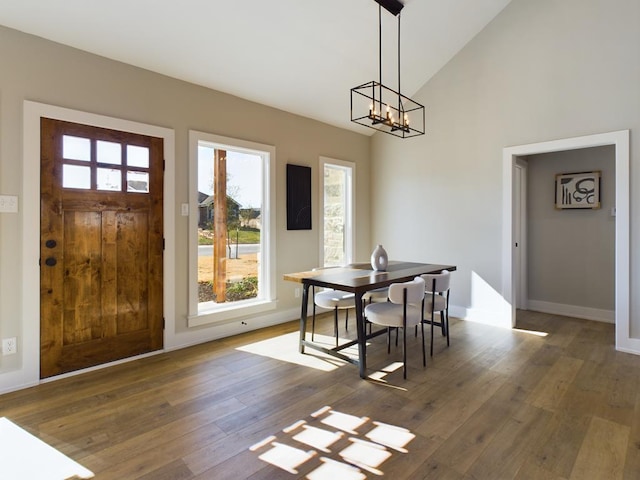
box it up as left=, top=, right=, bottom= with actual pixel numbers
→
left=284, top=261, right=456, bottom=293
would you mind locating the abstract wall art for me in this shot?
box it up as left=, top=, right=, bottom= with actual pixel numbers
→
left=555, top=171, right=601, bottom=209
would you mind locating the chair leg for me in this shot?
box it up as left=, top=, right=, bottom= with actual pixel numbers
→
left=421, top=321, right=426, bottom=367
left=345, top=309, right=349, bottom=331
left=430, top=311, right=435, bottom=357
left=312, top=302, right=316, bottom=342
left=402, top=326, right=407, bottom=380
left=334, top=307, right=339, bottom=347
left=441, top=311, right=446, bottom=336
left=446, top=309, right=450, bottom=347
left=387, top=327, right=391, bottom=354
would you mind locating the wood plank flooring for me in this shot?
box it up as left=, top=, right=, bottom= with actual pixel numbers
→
left=1, top=310, right=640, bottom=479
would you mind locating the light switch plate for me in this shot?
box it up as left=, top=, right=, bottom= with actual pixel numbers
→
left=0, top=195, right=18, bottom=213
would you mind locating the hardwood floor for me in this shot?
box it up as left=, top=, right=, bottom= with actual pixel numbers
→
left=1, top=310, right=639, bottom=479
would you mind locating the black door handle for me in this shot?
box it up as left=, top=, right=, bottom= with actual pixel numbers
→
left=45, top=257, right=57, bottom=267
left=45, top=239, right=57, bottom=249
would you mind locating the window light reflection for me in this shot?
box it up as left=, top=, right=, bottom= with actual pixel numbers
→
left=257, top=442, right=316, bottom=474
left=236, top=332, right=351, bottom=371
left=365, top=421, right=415, bottom=453
left=339, top=437, right=391, bottom=475
left=513, top=328, right=549, bottom=337
left=249, top=406, right=416, bottom=478
left=293, top=425, right=344, bottom=453
left=307, top=457, right=366, bottom=480
left=320, top=410, right=369, bottom=435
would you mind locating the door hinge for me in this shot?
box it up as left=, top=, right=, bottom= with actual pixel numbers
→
left=163, top=159, right=166, bottom=171
left=163, top=238, right=166, bottom=250
left=162, top=317, right=165, bottom=329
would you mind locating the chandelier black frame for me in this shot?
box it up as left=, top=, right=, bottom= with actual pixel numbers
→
left=350, top=0, right=425, bottom=138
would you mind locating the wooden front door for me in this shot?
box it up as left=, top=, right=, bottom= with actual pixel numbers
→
left=40, top=118, right=164, bottom=378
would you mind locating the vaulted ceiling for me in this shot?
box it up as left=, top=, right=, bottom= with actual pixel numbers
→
left=0, top=0, right=512, bottom=134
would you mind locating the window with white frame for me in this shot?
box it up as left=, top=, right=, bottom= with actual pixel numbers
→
left=188, top=131, right=276, bottom=326
left=319, top=157, right=355, bottom=267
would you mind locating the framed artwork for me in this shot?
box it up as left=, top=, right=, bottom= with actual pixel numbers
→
left=286, top=164, right=312, bottom=230
left=555, top=171, right=601, bottom=209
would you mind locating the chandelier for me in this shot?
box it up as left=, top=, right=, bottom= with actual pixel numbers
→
left=350, top=0, right=425, bottom=138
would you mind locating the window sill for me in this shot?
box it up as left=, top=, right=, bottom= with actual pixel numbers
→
left=187, top=299, right=277, bottom=327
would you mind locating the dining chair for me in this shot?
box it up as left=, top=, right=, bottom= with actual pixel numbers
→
left=312, top=287, right=355, bottom=346
left=362, top=286, right=389, bottom=334
left=364, top=276, right=426, bottom=379
left=420, top=270, right=451, bottom=356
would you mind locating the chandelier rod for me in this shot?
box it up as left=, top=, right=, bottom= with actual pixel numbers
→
left=378, top=4, right=383, bottom=115
left=397, top=12, right=401, bottom=115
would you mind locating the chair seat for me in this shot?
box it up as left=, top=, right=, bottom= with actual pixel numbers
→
left=424, top=294, right=447, bottom=312
left=365, top=302, right=422, bottom=328
left=314, top=290, right=355, bottom=309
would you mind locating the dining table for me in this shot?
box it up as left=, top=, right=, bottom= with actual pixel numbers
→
left=284, top=261, right=457, bottom=378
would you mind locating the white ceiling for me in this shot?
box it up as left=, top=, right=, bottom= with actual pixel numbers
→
left=0, top=0, right=511, bottom=134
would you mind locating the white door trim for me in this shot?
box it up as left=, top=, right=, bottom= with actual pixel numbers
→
left=502, top=130, right=635, bottom=354
left=16, top=101, right=176, bottom=389
left=514, top=160, right=527, bottom=310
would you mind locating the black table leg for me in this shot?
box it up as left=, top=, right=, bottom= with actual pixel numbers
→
left=299, top=283, right=310, bottom=354
left=355, top=292, right=366, bottom=378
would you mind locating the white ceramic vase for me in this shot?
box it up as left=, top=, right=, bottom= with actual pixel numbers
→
left=371, top=244, right=388, bottom=271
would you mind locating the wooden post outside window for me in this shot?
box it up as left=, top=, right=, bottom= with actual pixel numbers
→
left=213, top=149, right=227, bottom=302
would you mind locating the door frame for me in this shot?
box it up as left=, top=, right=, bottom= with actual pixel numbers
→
left=22, top=101, right=176, bottom=384
left=502, top=130, right=636, bottom=354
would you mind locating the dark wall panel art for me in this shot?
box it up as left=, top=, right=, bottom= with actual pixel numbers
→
left=286, top=164, right=311, bottom=230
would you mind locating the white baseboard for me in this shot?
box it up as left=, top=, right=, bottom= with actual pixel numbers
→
left=166, top=307, right=302, bottom=351
left=527, top=300, right=614, bottom=324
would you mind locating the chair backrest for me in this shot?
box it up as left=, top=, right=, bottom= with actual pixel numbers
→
left=421, top=270, right=451, bottom=294
left=388, top=277, right=425, bottom=305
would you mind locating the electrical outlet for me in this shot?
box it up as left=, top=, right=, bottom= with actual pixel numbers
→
left=2, top=337, right=17, bottom=355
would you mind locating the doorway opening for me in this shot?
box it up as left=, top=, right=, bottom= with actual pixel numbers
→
left=503, top=130, right=637, bottom=354
left=517, top=147, right=615, bottom=324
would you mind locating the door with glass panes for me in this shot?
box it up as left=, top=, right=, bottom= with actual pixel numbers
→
left=40, top=118, right=164, bottom=378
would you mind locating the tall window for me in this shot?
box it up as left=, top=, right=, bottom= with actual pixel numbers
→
left=189, top=131, right=275, bottom=325
left=320, top=157, right=355, bottom=267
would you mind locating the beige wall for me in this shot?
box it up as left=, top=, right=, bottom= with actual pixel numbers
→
left=526, top=146, right=615, bottom=313
left=0, top=25, right=371, bottom=389
left=371, top=0, right=639, bottom=328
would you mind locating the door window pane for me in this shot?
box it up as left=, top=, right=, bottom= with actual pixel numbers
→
left=97, top=140, right=122, bottom=165
left=127, top=145, right=149, bottom=168
left=63, top=135, right=91, bottom=162
left=97, top=168, right=122, bottom=191
left=63, top=164, right=91, bottom=189
left=127, top=171, right=149, bottom=193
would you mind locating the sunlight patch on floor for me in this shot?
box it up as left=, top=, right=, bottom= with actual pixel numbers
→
left=236, top=331, right=357, bottom=371
left=513, top=328, right=549, bottom=337
left=250, top=406, right=415, bottom=478
left=366, top=362, right=409, bottom=391
left=0, top=417, right=94, bottom=479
